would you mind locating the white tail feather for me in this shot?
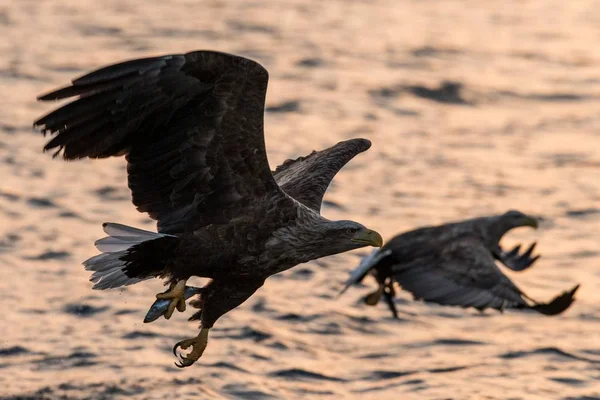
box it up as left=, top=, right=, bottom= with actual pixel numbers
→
left=83, top=223, right=172, bottom=290
left=95, top=236, right=156, bottom=253
left=101, top=222, right=163, bottom=238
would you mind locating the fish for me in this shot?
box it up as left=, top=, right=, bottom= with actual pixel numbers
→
left=143, top=286, right=203, bottom=323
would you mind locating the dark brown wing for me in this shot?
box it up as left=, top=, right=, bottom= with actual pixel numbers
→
left=35, top=51, right=291, bottom=234
left=392, top=234, right=529, bottom=311
left=272, top=138, right=371, bottom=212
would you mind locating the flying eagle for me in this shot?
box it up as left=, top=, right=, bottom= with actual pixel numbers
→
left=341, top=210, right=579, bottom=318
left=34, top=51, right=383, bottom=367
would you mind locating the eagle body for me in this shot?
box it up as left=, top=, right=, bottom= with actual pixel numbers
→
left=344, top=210, right=579, bottom=318
left=35, top=50, right=383, bottom=363
left=158, top=199, right=361, bottom=286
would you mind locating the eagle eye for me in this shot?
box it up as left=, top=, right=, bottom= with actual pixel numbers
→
left=346, top=228, right=358, bottom=235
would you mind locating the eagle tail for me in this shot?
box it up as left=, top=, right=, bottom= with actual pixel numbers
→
left=83, top=223, right=178, bottom=290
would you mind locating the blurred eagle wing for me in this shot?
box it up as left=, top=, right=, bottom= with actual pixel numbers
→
left=392, top=234, right=528, bottom=311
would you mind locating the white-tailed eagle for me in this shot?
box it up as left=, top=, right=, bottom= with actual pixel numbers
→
left=342, top=210, right=579, bottom=318
left=34, top=50, right=383, bottom=367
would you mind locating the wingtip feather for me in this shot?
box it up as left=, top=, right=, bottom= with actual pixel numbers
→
left=532, top=284, right=580, bottom=316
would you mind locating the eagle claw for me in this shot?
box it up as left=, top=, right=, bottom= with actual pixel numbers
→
left=175, top=358, right=196, bottom=368
left=501, top=242, right=540, bottom=271
left=172, top=328, right=210, bottom=368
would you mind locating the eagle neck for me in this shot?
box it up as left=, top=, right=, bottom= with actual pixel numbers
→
left=265, top=203, right=334, bottom=269
left=480, top=216, right=511, bottom=246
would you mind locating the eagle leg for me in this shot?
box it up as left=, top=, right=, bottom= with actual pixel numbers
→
left=156, top=279, right=188, bottom=319
left=171, top=278, right=265, bottom=367
left=187, top=291, right=206, bottom=322
left=383, top=281, right=399, bottom=319
left=173, top=327, right=210, bottom=368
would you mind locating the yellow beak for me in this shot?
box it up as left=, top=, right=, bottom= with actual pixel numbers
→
left=351, top=229, right=383, bottom=248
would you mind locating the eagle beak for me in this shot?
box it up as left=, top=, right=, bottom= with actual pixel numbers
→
left=524, top=216, right=539, bottom=229
left=351, top=229, right=383, bottom=248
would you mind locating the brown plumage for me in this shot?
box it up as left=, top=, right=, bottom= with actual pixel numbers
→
left=342, top=210, right=579, bottom=319
left=34, top=50, right=383, bottom=367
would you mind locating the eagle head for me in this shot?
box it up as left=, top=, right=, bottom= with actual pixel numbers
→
left=325, top=220, right=383, bottom=250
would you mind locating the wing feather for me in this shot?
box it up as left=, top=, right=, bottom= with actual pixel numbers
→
left=392, top=234, right=529, bottom=311
left=273, top=138, right=371, bottom=212
left=35, top=51, right=292, bottom=234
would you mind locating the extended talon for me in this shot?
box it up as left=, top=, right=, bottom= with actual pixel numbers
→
left=501, top=242, right=540, bottom=271
left=173, top=328, right=210, bottom=368
left=175, top=355, right=196, bottom=368
left=156, top=280, right=187, bottom=319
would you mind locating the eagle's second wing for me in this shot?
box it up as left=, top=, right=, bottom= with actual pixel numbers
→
left=392, top=234, right=529, bottom=311
left=272, top=139, right=371, bottom=212
left=35, top=51, right=292, bottom=234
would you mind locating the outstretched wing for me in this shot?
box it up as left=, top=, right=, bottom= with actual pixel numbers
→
left=272, top=139, right=371, bottom=212
left=392, top=234, right=529, bottom=311
left=35, top=51, right=291, bottom=234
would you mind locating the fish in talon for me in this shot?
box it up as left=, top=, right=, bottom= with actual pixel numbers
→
left=144, top=286, right=204, bottom=323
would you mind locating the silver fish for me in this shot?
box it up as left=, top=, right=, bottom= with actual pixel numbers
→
left=143, top=286, right=203, bottom=323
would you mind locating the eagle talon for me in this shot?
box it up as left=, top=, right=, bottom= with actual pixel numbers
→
left=175, top=358, right=196, bottom=368
left=172, top=327, right=210, bottom=368
left=156, top=280, right=187, bottom=319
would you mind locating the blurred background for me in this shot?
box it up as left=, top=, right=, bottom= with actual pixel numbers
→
left=1, top=0, right=599, bottom=398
